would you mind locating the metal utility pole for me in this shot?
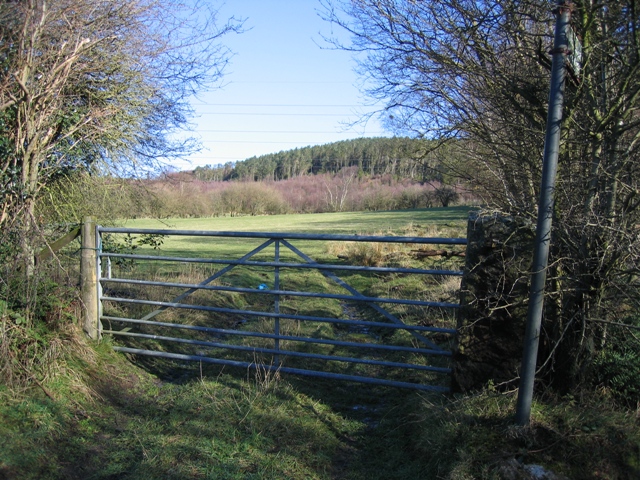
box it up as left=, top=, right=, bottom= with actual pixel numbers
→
left=515, top=0, right=571, bottom=426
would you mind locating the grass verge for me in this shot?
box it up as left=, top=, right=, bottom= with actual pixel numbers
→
left=1, top=323, right=639, bottom=479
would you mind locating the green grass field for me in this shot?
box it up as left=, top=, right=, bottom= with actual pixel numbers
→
left=122, top=206, right=472, bottom=234
left=114, top=207, right=471, bottom=260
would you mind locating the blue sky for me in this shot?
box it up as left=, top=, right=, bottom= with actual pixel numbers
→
left=176, top=0, right=386, bottom=170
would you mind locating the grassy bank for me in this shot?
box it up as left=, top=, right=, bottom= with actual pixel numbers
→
left=1, top=328, right=639, bottom=479
left=0, top=324, right=450, bottom=479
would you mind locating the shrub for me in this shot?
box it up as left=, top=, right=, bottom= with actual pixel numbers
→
left=433, top=186, right=459, bottom=207
left=592, top=332, right=640, bottom=407
left=362, top=189, right=395, bottom=211
left=221, top=182, right=289, bottom=216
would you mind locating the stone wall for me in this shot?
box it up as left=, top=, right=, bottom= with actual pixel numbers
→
left=452, top=211, right=535, bottom=392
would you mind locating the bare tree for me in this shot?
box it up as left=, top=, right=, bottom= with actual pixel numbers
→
left=0, top=0, right=242, bottom=267
left=324, top=166, right=357, bottom=212
left=321, top=0, right=640, bottom=389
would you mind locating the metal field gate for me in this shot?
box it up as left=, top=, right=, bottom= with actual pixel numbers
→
left=96, top=227, right=466, bottom=393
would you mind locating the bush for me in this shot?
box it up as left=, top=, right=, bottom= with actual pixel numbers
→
left=433, top=186, right=459, bottom=207
left=1, top=277, right=80, bottom=390
left=220, top=183, right=289, bottom=216
left=362, top=189, right=395, bottom=211
left=593, top=333, right=640, bottom=407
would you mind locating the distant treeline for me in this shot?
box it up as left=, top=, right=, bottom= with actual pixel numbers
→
left=39, top=169, right=477, bottom=223
left=38, top=137, right=477, bottom=223
left=192, top=137, right=457, bottom=183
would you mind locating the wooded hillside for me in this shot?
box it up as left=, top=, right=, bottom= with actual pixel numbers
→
left=191, top=137, right=460, bottom=183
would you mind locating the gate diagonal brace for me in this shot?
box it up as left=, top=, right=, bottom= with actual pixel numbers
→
left=280, top=239, right=444, bottom=351
left=139, top=239, right=275, bottom=322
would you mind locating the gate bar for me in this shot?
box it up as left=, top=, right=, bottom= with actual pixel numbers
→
left=98, top=227, right=467, bottom=246
left=101, top=278, right=460, bottom=310
left=104, top=330, right=452, bottom=374
left=100, top=253, right=463, bottom=276
left=101, top=316, right=453, bottom=356
left=100, top=298, right=458, bottom=333
left=112, top=346, right=451, bottom=393
left=139, top=239, right=274, bottom=322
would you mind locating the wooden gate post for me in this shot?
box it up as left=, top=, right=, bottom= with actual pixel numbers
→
left=81, top=216, right=100, bottom=340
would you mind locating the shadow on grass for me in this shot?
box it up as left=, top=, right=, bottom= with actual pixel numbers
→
left=1, top=355, right=361, bottom=479
left=4, top=348, right=639, bottom=480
